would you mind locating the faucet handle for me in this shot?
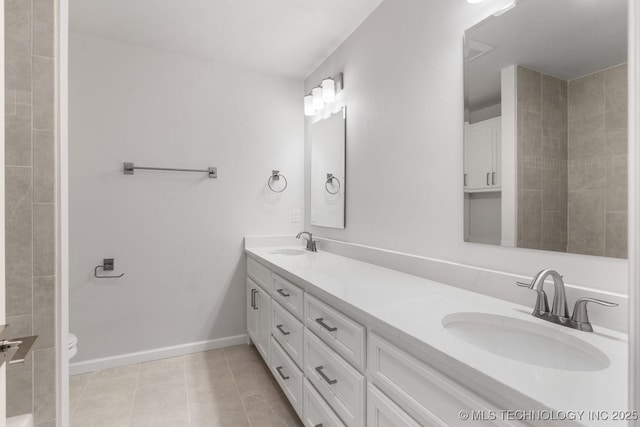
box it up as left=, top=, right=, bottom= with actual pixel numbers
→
left=516, top=281, right=549, bottom=314
left=571, top=298, right=618, bottom=324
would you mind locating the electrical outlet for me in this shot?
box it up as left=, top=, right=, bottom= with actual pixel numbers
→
left=292, top=209, right=301, bottom=223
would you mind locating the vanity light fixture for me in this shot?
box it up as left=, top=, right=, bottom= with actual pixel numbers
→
left=466, top=0, right=485, bottom=3
left=304, top=73, right=343, bottom=117
left=493, top=0, right=517, bottom=16
left=321, top=78, right=336, bottom=103
left=312, top=86, right=324, bottom=110
left=304, top=94, right=315, bottom=116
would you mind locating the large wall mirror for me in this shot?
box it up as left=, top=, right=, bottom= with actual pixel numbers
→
left=463, top=0, right=628, bottom=258
left=311, top=107, right=346, bottom=228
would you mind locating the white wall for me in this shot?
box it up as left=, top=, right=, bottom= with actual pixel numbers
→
left=304, top=0, right=627, bottom=295
left=70, top=33, right=304, bottom=364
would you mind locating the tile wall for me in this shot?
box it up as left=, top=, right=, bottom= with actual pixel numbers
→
left=516, top=64, right=628, bottom=258
left=567, top=64, right=628, bottom=258
left=5, top=0, right=57, bottom=425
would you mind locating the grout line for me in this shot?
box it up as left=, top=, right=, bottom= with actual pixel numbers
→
left=125, top=367, right=141, bottom=427
left=183, top=357, right=192, bottom=427
left=226, top=348, right=254, bottom=427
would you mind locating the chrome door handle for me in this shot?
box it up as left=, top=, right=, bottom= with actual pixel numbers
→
left=315, top=318, right=337, bottom=332
left=276, top=289, right=290, bottom=297
left=486, top=172, right=490, bottom=186
left=463, top=173, right=467, bottom=186
left=315, top=365, right=337, bottom=385
left=276, top=324, right=290, bottom=336
left=276, top=366, right=289, bottom=380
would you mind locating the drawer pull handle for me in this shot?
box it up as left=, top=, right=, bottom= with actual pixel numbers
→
left=315, top=365, right=337, bottom=385
left=276, top=366, right=289, bottom=380
left=251, top=289, right=258, bottom=310
left=315, top=318, right=337, bottom=332
left=315, top=425, right=323, bottom=427
left=276, top=324, right=290, bottom=336
left=276, top=288, right=290, bottom=297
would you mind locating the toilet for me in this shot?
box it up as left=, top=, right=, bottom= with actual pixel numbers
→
left=68, top=333, right=78, bottom=359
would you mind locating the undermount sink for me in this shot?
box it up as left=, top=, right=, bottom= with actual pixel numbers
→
left=268, top=248, right=306, bottom=256
left=442, top=312, right=610, bottom=371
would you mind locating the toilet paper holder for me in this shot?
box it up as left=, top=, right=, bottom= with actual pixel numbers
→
left=94, top=258, right=125, bottom=279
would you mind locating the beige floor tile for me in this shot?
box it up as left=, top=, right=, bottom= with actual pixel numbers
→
left=129, top=379, right=189, bottom=427
left=138, top=356, right=185, bottom=387
left=223, top=344, right=254, bottom=357
left=69, top=373, right=90, bottom=415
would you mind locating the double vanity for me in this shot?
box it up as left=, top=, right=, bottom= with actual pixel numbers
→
left=244, top=239, right=627, bottom=427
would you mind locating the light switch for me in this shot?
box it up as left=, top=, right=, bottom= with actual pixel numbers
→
left=292, top=209, right=301, bottom=223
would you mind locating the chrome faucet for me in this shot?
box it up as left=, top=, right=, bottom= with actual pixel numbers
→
left=517, top=269, right=618, bottom=332
left=296, top=231, right=317, bottom=252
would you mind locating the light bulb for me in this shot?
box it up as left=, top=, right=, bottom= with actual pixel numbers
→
left=312, top=87, right=324, bottom=110
left=304, top=94, right=315, bottom=116
left=321, top=78, right=336, bottom=103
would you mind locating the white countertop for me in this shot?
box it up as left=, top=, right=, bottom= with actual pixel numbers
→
left=245, top=245, right=628, bottom=427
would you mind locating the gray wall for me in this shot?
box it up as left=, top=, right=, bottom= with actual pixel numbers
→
left=516, top=66, right=568, bottom=252
left=5, top=0, right=57, bottom=425
left=69, top=33, right=303, bottom=365
left=303, top=0, right=628, bottom=295
left=567, top=64, right=628, bottom=258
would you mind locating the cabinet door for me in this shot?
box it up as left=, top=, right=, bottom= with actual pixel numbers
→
left=464, top=123, right=494, bottom=190
left=256, top=286, right=271, bottom=362
left=247, top=279, right=259, bottom=344
left=367, top=385, right=423, bottom=427
left=492, top=124, right=501, bottom=188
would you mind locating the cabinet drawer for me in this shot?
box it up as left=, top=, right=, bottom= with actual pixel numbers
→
left=273, top=273, right=304, bottom=320
left=272, top=300, right=304, bottom=368
left=304, top=329, right=365, bottom=427
left=270, top=337, right=303, bottom=418
left=367, top=384, right=424, bottom=427
left=304, top=293, right=366, bottom=370
left=368, top=333, right=515, bottom=427
left=303, top=379, right=346, bottom=427
left=247, top=257, right=272, bottom=290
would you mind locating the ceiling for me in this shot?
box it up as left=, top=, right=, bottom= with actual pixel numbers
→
left=70, top=0, right=385, bottom=79
left=465, top=0, right=628, bottom=112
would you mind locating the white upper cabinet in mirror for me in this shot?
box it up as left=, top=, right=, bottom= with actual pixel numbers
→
left=463, top=0, right=628, bottom=259
left=311, top=108, right=346, bottom=229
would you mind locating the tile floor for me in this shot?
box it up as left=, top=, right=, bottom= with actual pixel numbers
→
left=70, top=344, right=303, bottom=427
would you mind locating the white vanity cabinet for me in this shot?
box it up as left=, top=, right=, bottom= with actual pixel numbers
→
left=246, top=254, right=527, bottom=427
left=246, top=278, right=271, bottom=362
left=464, top=117, right=501, bottom=192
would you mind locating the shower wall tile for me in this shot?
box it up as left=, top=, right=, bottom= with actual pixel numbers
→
left=33, top=0, right=55, bottom=58
left=568, top=191, right=605, bottom=256
left=605, top=212, right=628, bottom=258
left=34, top=348, right=57, bottom=424
left=6, top=56, right=32, bottom=91
left=33, top=131, right=55, bottom=203
left=33, top=56, right=54, bottom=130
left=6, top=315, right=33, bottom=337
left=5, top=0, right=32, bottom=59
left=517, top=66, right=541, bottom=113
left=568, top=164, right=605, bottom=191
left=6, top=115, right=32, bottom=166
left=606, top=130, right=627, bottom=156
left=6, top=0, right=57, bottom=421
left=5, top=166, right=33, bottom=317
left=568, top=73, right=605, bottom=120
left=34, top=203, right=55, bottom=277
left=568, top=113, right=605, bottom=160
left=604, top=64, right=628, bottom=132
left=7, top=358, right=34, bottom=417
left=34, top=276, right=55, bottom=350
left=606, top=163, right=628, bottom=212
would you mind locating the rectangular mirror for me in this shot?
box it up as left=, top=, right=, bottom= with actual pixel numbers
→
left=311, top=108, right=346, bottom=229
left=463, top=0, right=628, bottom=258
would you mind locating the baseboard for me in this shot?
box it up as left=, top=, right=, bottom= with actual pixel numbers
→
left=69, top=334, right=248, bottom=375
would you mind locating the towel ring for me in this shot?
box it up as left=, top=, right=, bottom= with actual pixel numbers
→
left=325, top=173, right=341, bottom=195
left=268, top=170, right=288, bottom=193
